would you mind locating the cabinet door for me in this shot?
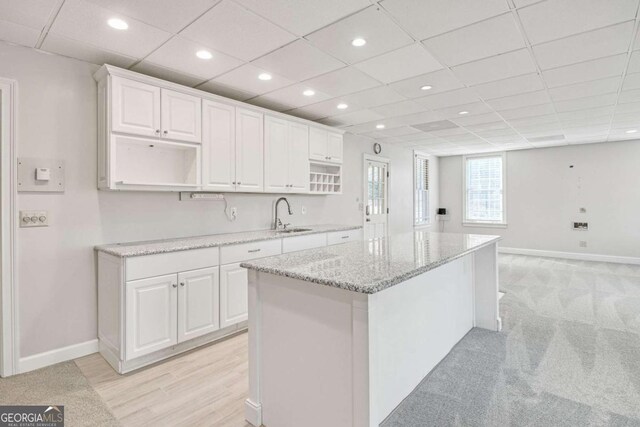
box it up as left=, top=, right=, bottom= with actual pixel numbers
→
left=289, top=122, right=310, bottom=192
left=309, top=127, right=327, bottom=161
left=220, top=263, right=248, bottom=328
left=161, top=89, right=202, bottom=143
left=177, top=267, right=220, bottom=343
left=264, top=116, right=289, bottom=193
left=236, top=109, right=264, bottom=192
left=327, top=132, right=343, bottom=164
left=125, top=274, right=177, bottom=360
left=111, top=76, right=160, bottom=138
left=202, top=101, right=236, bottom=191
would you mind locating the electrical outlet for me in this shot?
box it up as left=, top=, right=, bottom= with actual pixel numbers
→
left=230, top=207, right=237, bottom=219
left=579, top=241, right=587, bottom=248
left=20, top=210, right=49, bottom=227
left=579, top=207, right=587, bottom=213
left=301, top=206, right=307, bottom=215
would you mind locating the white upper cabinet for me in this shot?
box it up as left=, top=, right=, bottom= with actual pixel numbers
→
left=202, top=100, right=236, bottom=192
left=265, top=117, right=309, bottom=193
left=309, top=127, right=343, bottom=164
left=111, top=76, right=161, bottom=138
left=161, top=89, right=201, bottom=143
left=235, top=108, right=264, bottom=192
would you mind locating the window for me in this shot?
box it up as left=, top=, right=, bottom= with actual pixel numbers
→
left=414, top=154, right=429, bottom=226
left=463, top=153, right=506, bottom=226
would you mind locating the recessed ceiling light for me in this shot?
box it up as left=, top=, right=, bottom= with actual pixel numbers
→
left=107, top=18, right=128, bottom=30
left=303, top=89, right=315, bottom=97
left=376, top=124, right=385, bottom=129
left=337, top=103, right=348, bottom=110
left=351, top=38, right=366, bottom=47
left=458, top=111, right=469, bottom=115
left=420, top=85, right=432, bottom=91
left=626, top=129, right=637, bottom=134
left=258, top=73, right=272, bottom=81
left=196, top=50, right=212, bottom=60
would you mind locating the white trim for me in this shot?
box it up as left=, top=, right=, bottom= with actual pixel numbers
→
left=362, top=154, right=390, bottom=233
left=499, top=247, right=640, bottom=265
left=18, top=339, right=99, bottom=374
left=462, top=222, right=507, bottom=229
left=0, top=78, right=18, bottom=377
left=413, top=151, right=432, bottom=227
left=462, top=152, right=507, bottom=226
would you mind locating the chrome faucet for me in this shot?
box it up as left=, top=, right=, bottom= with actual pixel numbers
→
left=274, top=197, right=293, bottom=230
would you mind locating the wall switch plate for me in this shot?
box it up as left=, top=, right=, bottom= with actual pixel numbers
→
left=579, top=207, right=587, bottom=213
left=572, top=222, right=588, bottom=230
left=17, top=158, right=64, bottom=192
left=20, top=210, right=49, bottom=227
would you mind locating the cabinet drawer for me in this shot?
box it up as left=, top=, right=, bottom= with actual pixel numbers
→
left=126, top=247, right=219, bottom=281
left=282, top=233, right=327, bottom=253
left=220, top=239, right=281, bottom=264
left=327, top=229, right=362, bottom=246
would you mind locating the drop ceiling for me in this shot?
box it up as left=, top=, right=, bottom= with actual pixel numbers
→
left=1, top=0, right=640, bottom=156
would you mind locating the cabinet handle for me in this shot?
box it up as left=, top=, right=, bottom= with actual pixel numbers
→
left=180, top=282, right=185, bottom=287
left=163, top=130, right=168, bottom=135
left=232, top=181, right=236, bottom=185
left=248, top=249, right=261, bottom=253
left=237, top=182, right=242, bottom=185
left=155, top=129, right=160, bottom=134
left=172, top=283, right=177, bottom=288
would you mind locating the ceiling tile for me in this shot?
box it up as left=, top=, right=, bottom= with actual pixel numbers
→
left=0, top=0, right=59, bottom=29
left=180, top=0, right=296, bottom=61
left=379, top=126, right=423, bottom=137
left=629, top=51, right=640, bottom=73
left=541, top=54, right=627, bottom=88
left=383, top=111, right=445, bottom=127
left=342, top=86, right=406, bottom=109
left=499, top=103, right=556, bottom=119
left=380, top=0, right=509, bottom=40
left=614, top=101, right=640, bottom=113
left=84, top=0, right=221, bottom=33
left=548, top=76, right=621, bottom=101
left=618, top=88, right=640, bottom=104
left=248, top=83, right=332, bottom=109
left=453, top=112, right=505, bottom=126
left=422, top=13, right=525, bottom=67
left=50, top=0, right=172, bottom=58
left=411, top=120, right=459, bottom=133
left=289, top=98, right=364, bottom=120
left=305, top=6, right=413, bottom=64
left=415, top=87, right=480, bottom=109
left=211, top=63, right=294, bottom=96
left=532, top=21, right=634, bottom=70
left=325, top=109, right=384, bottom=126
left=388, top=69, right=464, bottom=99
left=517, top=0, right=638, bottom=45
left=622, top=72, right=640, bottom=91
left=132, top=61, right=207, bottom=87
left=41, top=33, right=137, bottom=68
left=487, top=90, right=550, bottom=110
left=0, top=19, right=41, bottom=47
left=233, top=0, right=370, bottom=36
left=554, top=93, right=618, bottom=111
left=145, top=36, right=243, bottom=80
left=245, top=97, right=293, bottom=112
left=371, top=100, right=426, bottom=117
left=196, top=79, right=255, bottom=101
left=472, top=73, right=545, bottom=99
left=465, top=121, right=511, bottom=132
left=251, top=39, right=344, bottom=81
left=435, top=102, right=494, bottom=118
left=354, top=43, right=443, bottom=84
left=302, top=67, right=380, bottom=97
left=451, top=48, right=537, bottom=86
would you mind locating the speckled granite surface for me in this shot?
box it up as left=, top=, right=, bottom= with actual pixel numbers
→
left=95, top=224, right=361, bottom=257
left=241, top=231, right=501, bottom=294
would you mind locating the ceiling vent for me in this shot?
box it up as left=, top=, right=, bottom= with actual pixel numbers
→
left=411, top=120, right=459, bottom=132
left=527, top=134, right=565, bottom=143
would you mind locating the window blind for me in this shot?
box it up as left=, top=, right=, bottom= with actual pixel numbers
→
left=465, top=155, right=504, bottom=223
left=414, top=156, right=429, bottom=225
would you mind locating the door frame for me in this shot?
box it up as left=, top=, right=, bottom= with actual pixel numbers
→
left=363, top=154, right=390, bottom=234
left=0, top=77, right=18, bottom=377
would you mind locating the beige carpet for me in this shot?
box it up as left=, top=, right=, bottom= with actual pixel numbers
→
left=0, top=360, right=119, bottom=426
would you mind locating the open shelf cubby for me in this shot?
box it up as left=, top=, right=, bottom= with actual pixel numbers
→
left=309, top=161, right=342, bottom=194
left=113, top=135, right=200, bottom=188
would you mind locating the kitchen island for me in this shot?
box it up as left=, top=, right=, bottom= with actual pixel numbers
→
left=242, top=231, right=501, bottom=427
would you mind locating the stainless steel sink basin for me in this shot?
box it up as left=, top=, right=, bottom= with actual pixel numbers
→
left=276, top=228, right=312, bottom=234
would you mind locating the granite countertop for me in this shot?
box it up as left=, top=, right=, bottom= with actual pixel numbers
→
left=95, top=224, right=362, bottom=257
left=241, top=231, right=501, bottom=294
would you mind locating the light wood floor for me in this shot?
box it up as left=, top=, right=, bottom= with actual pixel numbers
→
left=75, top=331, right=251, bottom=427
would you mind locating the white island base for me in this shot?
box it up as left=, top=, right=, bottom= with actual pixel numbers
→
left=244, top=242, right=500, bottom=427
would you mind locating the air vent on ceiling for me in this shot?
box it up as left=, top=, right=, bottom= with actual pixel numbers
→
left=411, top=120, right=459, bottom=132
left=527, top=134, right=565, bottom=143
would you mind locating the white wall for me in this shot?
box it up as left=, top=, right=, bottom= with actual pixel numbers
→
left=439, top=141, right=640, bottom=258
left=0, top=42, right=432, bottom=359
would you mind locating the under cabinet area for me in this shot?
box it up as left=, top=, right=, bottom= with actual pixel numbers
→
left=95, top=65, right=344, bottom=194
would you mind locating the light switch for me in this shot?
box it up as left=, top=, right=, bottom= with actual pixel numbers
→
left=36, top=168, right=51, bottom=181
left=20, top=210, right=49, bottom=228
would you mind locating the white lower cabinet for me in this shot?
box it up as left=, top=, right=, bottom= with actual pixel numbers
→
left=178, top=267, right=220, bottom=343
left=126, top=274, right=178, bottom=360
left=220, top=263, right=249, bottom=328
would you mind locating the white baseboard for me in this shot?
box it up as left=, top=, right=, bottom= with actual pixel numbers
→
left=19, top=339, right=98, bottom=374
left=244, top=399, right=262, bottom=427
left=499, top=247, right=640, bottom=265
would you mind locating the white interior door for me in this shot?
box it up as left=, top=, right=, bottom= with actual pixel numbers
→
left=177, top=267, right=220, bottom=343
left=365, top=159, right=389, bottom=239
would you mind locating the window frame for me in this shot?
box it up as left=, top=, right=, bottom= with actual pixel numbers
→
left=413, top=151, right=431, bottom=227
left=462, top=152, right=507, bottom=228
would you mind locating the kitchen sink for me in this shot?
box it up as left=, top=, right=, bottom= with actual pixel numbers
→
left=276, top=228, right=312, bottom=234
